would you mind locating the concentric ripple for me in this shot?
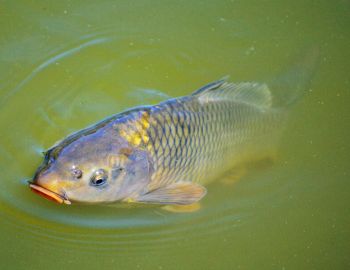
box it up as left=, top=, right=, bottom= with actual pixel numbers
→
left=0, top=30, right=289, bottom=256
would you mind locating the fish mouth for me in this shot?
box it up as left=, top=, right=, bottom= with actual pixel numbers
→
left=29, top=183, right=71, bottom=205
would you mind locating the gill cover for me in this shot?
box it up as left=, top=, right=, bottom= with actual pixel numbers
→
left=115, top=147, right=155, bottom=200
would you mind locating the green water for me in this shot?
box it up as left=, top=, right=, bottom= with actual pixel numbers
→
left=0, top=1, right=349, bottom=269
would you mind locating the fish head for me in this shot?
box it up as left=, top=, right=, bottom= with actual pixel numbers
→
left=30, top=126, right=153, bottom=204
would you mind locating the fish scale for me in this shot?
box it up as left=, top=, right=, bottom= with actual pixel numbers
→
left=118, top=82, right=283, bottom=190
left=30, top=80, right=286, bottom=204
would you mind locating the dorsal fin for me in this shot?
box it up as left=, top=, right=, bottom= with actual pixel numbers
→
left=191, top=78, right=228, bottom=96
left=192, top=78, right=272, bottom=108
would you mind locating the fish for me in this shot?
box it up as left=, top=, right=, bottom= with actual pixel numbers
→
left=30, top=49, right=318, bottom=206
left=29, top=78, right=291, bottom=206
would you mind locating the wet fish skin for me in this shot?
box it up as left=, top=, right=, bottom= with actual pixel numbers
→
left=120, top=80, right=283, bottom=191
left=31, top=79, right=286, bottom=205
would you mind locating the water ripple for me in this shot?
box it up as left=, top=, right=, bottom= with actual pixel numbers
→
left=0, top=29, right=286, bottom=255
left=1, top=37, right=112, bottom=107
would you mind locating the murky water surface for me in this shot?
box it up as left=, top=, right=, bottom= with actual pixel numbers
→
left=0, top=1, right=349, bottom=269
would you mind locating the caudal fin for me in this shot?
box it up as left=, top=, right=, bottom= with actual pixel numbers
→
left=269, top=46, right=320, bottom=107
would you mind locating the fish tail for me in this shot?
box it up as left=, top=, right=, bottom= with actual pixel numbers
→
left=269, top=46, right=320, bottom=108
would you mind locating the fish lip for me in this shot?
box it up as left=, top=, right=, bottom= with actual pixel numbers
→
left=28, top=182, right=71, bottom=205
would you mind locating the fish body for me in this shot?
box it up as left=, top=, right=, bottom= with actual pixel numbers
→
left=30, top=78, right=288, bottom=205
left=120, top=81, right=284, bottom=189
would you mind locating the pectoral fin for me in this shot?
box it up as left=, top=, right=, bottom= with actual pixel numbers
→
left=138, top=182, right=207, bottom=205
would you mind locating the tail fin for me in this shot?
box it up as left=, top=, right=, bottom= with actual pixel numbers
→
left=269, top=46, right=320, bottom=107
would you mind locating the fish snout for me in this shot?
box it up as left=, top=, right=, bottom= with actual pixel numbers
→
left=29, top=170, right=71, bottom=205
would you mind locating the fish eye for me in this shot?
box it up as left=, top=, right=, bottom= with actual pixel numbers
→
left=71, top=167, right=82, bottom=179
left=90, top=169, right=108, bottom=186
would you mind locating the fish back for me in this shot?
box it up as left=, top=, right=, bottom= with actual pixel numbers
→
left=130, top=80, right=286, bottom=188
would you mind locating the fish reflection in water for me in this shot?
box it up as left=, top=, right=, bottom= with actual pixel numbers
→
left=30, top=53, right=316, bottom=210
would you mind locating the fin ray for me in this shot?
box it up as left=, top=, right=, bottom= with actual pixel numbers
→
left=193, top=79, right=272, bottom=108
left=138, top=182, right=207, bottom=205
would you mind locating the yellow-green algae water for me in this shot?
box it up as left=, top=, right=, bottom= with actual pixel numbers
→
left=0, top=1, right=349, bottom=269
